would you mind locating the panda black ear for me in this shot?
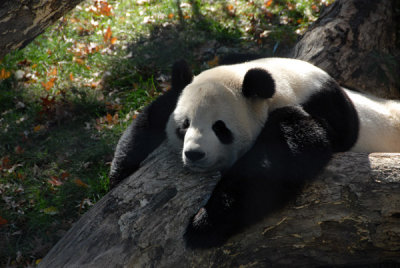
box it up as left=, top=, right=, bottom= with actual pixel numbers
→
left=242, top=68, right=275, bottom=99
left=171, top=59, right=193, bottom=92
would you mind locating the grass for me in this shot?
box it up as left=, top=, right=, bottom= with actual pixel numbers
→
left=0, top=0, right=333, bottom=266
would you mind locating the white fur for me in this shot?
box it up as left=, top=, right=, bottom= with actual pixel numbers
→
left=166, top=58, right=400, bottom=171
left=344, top=89, right=400, bottom=152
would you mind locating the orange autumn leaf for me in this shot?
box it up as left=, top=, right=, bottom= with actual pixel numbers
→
left=60, top=172, right=70, bottom=180
left=41, top=77, right=57, bottom=91
left=69, top=73, right=74, bottom=81
left=106, top=113, right=113, bottom=123
left=48, top=176, right=63, bottom=186
left=226, top=4, right=234, bottom=11
left=110, top=37, right=117, bottom=45
left=74, top=178, right=89, bottom=188
left=168, top=13, right=174, bottom=19
left=1, top=156, right=11, bottom=169
left=265, top=0, right=273, bottom=7
left=75, top=58, right=85, bottom=65
left=99, top=1, right=113, bottom=16
left=0, top=216, right=8, bottom=226
left=14, top=146, right=24, bottom=154
left=0, top=68, right=11, bottom=80
left=208, top=55, right=219, bottom=67
left=33, top=125, right=44, bottom=132
left=104, top=26, right=112, bottom=43
left=49, top=67, right=57, bottom=76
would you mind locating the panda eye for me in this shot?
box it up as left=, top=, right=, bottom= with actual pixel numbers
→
left=212, top=120, right=233, bottom=144
left=176, top=118, right=190, bottom=140
left=182, top=118, right=190, bottom=129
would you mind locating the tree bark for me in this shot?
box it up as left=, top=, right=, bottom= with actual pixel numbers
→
left=39, top=148, right=400, bottom=267
left=291, top=0, right=400, bottom=99
left=40, top=0, right=400, bottom=267
left=0, top=0, right=84, bottom=59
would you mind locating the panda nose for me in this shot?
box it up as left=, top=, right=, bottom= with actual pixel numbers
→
left=185, top=150, right=205, bottom=162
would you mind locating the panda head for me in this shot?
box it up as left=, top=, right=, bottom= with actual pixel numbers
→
left=167, top=63, right=275, bottom=172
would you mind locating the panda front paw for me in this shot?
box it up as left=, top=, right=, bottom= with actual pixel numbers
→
left=184, top=207, right=231, bottom=249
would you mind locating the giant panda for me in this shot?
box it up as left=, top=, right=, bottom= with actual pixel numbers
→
left=110, top=57, right=400, bottom=248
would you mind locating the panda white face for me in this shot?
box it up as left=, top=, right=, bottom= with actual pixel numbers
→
left=166, top=80, right=269, bottom=172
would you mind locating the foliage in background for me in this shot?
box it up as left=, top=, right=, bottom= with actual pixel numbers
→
left=0, top=0, right=333, bottom=266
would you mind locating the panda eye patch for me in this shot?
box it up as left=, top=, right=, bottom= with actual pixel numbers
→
left=212, top=120, right=233, bottom=144
left=182, top=118, right=190, bottom=129
left=176, top=118, right=190, bottom=140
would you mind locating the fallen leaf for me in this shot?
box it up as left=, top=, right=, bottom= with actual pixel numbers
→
left=48, top=176, right=63, bottom=186
left=0, top=68, right=11, bottom=80
left=49, top=67, right=57, bottom=76
left=1, top=156, right=11, bottom=169
left=75, top=58, right=85, bottom=65
left=74, top=178, right=89, bottom=188
left=60, top=172, right=70, bottom=180
left=42, top=206, right=58, bottom=215
left=14, top=146, right=24, bottom=154
left=104, top=26, right=112, bottom=43
left=106, top=113, right=113, bottom=123
left=0, top=216, right=8, bottom=226
left=208, top=55, right=219, bottom=67
left=41, top=77, right=57, bottom=91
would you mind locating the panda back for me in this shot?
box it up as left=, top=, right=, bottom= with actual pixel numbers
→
left=195, top=58, right=333, bottom=110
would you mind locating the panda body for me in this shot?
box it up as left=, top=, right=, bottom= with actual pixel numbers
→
left=110, top=57, right=400, bottom=249
left=344, top=89, right=400, bottom=152
left=167, top=57, right=400, bottom=175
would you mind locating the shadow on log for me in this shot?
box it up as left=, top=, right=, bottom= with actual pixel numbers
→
left=40, top=145, right=400, bottom=267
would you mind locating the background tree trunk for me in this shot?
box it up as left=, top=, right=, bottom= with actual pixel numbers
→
left=0, top=0, right=84, bottom=59
left=291, top=0, right=400, bottom=98
left=40, top=0, right=400, bottom=267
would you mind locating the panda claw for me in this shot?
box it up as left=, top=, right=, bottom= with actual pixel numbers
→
left=184, top=207, right=229, bottom=249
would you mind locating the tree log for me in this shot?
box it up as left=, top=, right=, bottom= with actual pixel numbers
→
left=40, top=147, right=400, bottom=267
left=0, top=0, right=84, bottom=59
left=292, top=0, right=400, bottom=98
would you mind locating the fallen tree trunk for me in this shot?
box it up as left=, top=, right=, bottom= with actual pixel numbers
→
left=40, top=148, right=400, bottom=267
left=0, top=0, right=84, bottom=59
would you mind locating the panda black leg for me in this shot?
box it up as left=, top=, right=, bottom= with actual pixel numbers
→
left=109, top=60, right=192, bottom=188
left=184, top=106, right=333, bottom=248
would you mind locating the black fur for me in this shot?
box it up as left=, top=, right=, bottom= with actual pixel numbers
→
left=109, top=60, right=192, bottom=188
left=184, top=106, right=333, bottom=248
left=242, top=68, right=275, bottom=99
left=302, top=79, right=359, bottom=152
left=212, top=120, right=234, bottom=144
